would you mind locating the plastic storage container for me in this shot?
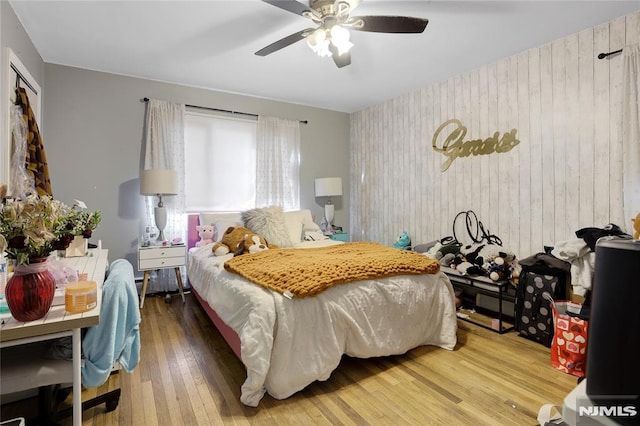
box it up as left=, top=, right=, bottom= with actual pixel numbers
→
left=64, top=280, right=97, bottom=314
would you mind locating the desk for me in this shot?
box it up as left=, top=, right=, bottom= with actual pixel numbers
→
left=0, top=249, right=109, bottom=426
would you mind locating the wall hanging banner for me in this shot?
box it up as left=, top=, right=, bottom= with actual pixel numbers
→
left=432, top=119, right=520, bottom=172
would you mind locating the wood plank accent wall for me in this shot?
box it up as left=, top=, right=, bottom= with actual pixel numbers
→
left=351, top=11, right=640, bottom=258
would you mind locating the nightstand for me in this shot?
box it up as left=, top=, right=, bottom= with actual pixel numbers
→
left=138, top=245, right=186, bottom=308
left=330, top=232, right=349, bottom=242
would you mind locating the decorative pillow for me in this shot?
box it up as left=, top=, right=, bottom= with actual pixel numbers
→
left=299, top=209, right=321, bottom=232
left=242, top=206, right=293, bottom=247
left=283, top=211, right=305, bottom=245
left=199, top=212, right=243, bottom=242
left=213, top=220, right=243, bottom=242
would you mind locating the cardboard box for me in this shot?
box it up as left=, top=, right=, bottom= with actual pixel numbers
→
left=64, top=235, right=88, bottom=257
left=568, top=286, right=586, bottom=304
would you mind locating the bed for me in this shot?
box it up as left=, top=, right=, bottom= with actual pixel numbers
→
left=186, top=208, right=458, bottom=407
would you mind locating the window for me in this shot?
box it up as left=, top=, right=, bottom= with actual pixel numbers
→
left=184, top=111, right=257, bottom=212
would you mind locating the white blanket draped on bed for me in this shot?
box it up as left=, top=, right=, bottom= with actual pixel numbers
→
left=187, top=240, right=458, bottom=407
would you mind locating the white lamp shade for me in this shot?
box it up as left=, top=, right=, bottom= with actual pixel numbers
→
left=140, top=169, right=178, bottom=196
left=315, top=177, right=342, bottom=197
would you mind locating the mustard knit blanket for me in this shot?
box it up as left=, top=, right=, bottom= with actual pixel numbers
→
left=224, top=242, right=440, bottom=298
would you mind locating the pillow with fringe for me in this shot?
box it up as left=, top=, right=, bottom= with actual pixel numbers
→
left=242, top=206, right=293, bottom=247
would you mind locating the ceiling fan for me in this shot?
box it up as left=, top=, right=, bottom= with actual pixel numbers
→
left=255, top=0, right=429, bottom=68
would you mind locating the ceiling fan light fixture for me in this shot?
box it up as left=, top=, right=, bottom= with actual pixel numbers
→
left=306, top=28, right=329, bottom=56
left=333, top=39, right=353, bottom=56
left=318, top=43, right=333, bottom=57
left=306, top=28, right=325, bottom=49
left=329, top=25, right=353, bottom=55
left=257, top=0, right=427, bottom=67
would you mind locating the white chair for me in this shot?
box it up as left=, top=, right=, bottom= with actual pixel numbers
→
left=0, top=259, right=140, bottom=422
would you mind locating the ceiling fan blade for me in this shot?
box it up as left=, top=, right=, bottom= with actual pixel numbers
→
left=329, top=44, right=351, bottom=68
left=255, top=29, right=312, bottom=56
left=349, top=15, right=429, bottom=33
left=261, top=0, right=314, bottom=17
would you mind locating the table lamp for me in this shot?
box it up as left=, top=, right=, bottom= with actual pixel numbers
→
left=315, top=177, right=342, bottom=228
left=140, top=169, right=178, bottom=242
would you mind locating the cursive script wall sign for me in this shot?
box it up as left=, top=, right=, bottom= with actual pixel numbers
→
left=432, top=119, right=520, bottom=172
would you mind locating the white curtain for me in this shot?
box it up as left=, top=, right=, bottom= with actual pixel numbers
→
left=256, top=116, right=300, bottom=210
left=142, top=99, right=186, bottom=291
left=623, top=44, right=640, bottom=234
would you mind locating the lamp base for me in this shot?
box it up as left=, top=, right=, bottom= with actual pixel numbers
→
left=324, top=202, right=335, bottom=229
left=154, top=205, right=168, bottom=242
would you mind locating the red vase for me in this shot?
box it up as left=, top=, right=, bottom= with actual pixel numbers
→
left=5, top=257, right=56, bottom=322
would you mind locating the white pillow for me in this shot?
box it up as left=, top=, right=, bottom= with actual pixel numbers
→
left=242, top=206, right=293, bottom=247
left=299, top=209, right=321, bottom=232
left=283, top=211, right=305, bottom=244
left=199, top=212, right=243, bottom=242
left=213, top=220, right=243, bottom=242
left=199, top=212, right=242, bottom=226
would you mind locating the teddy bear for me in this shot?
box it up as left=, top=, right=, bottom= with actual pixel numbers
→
left=195, top=225, right=215, bottom=247
left=212, top=226, right=276, bottom=257
left=486, top=256, right=513, bottom=281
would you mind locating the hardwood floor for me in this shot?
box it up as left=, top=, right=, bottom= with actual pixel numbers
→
left=2, top=292, right=578, bottom=425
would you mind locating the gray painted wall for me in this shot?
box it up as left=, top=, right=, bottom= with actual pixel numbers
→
left=43, top=64, right=350, bottom=273
left=1, top=1, right=45, bottom=185
left=3, top=2, right=349, bottom=279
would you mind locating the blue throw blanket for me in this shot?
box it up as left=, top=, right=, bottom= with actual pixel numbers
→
left=82, top=259, right=141, bottom=387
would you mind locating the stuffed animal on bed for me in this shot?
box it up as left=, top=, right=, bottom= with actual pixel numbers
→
left=393, top=231, right=412, bottom=250
left=195, top=225, right=215, bottom=247
left=212, top=226, right=276, bottom=256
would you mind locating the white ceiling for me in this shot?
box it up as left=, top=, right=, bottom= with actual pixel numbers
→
left=9, top=0, right=640, bottom=113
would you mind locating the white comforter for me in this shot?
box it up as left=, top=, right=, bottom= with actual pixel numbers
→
left=187, top=241, right=458, bottom=407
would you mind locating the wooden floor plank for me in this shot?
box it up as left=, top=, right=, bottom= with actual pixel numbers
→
left=2, top=292, right=578, bottom=425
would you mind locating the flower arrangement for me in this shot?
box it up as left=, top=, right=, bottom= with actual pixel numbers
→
left=67, top=200, right=102, bottom=238
left=0, top=195, right=101, bottom=265
left=53, top=200, right=102, bottom=252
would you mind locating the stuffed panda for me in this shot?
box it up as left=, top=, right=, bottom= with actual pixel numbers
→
left=459, top=243, right=484, bottom=266
left=460, top=242, right=515, bottom=267
left=451, top=252, right=483, bottom=275
left=454, top=260, right=483, bottom=276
